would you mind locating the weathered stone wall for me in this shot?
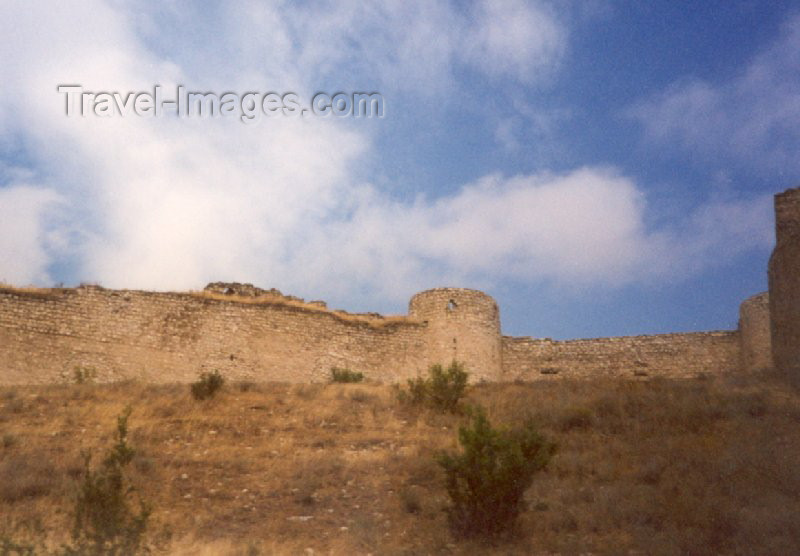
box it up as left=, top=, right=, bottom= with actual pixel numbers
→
left=0, top=280, right=758, bottom=385
left=739, top=292, right=772, bottom=372
left=409, top=288, right=502, bottom=381
left=502, top=331, right=741, bottom=380
left=0, top=286, right=429, bottom=385
left=6, top=188, right=799, bottom=385
left=769, top=187, right=800, bottom=378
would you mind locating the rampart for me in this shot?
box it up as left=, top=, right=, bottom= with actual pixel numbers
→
left=1, top=186, right=797, bottom=386
left=0, top=286, right=429, bottom=384
left=739, top=292, right=772, bottom=372
left=0, top=282, right=749, bottom=385
left=502, top=331, right=741, bottom=380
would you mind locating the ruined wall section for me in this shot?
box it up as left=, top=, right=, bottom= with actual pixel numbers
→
left=769, top=187, right=800, bottom=377
left=0, top=282, right=756, bottom=385
left=501, top=330, right=740, bottom=380
left=739, top=292, right=772, bottom=372
left=0, top=286, right=428, bottom=385
left=408, top=288, right=502, bottom=381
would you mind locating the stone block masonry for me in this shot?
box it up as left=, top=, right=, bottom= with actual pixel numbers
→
left=2, top=185, right=797, bottom=385
left=502, top=331, right=740, bottom=380
left=0, top=282, right=747, bottom=385
left=769, top=187, right=800, bottom=379
left=739, top=292, right=772, bottom=372
left=409, top=288, right=502, bottom=382
left=0, top=286, right=429, bottom=385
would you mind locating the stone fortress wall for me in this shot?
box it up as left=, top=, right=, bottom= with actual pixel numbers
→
left=0, top=187, right=797, bottom=385
left=0, top=286, right=430, bottom=385
left=409, top=288, right=503, bottom=382
left=769, top=187, right=800, bottom=378
left=501, top=331, right=741, bottom=380
left=739, top=292, right=772, bottom=372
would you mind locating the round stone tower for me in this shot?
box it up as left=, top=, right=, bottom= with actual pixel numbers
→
left=408, top=288, right=503, bottom=382
left=738, top=292, right=772, bottom=372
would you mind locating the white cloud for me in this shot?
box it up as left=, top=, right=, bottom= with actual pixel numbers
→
left=0, top=184, right=62, bottom=285
left=0, top=0, right=371, bottom=292
left=0, top=1, right=773, bottom=311
left=628, top=13, right=800, bottom=173
left=493, top=99, right=570, bottom=158
left=655, top=193, right=775, bottom=276
left=461, top=0, right=566, bottom=83
left=297, top=168, right=772, bottom=301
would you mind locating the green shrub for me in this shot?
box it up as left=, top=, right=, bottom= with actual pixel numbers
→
left=405, top=376, right=429, bottom=405
left=400, top=361, right=469, bottom=413
left=66, top=407, right=150, bottom=555
left=330, top=367, right=364, bottom=383
left=437, top=406, right=556, bottom=540
left=190, top=370, right=225, bottom=401
left=428, top=361, right=469, bottom=412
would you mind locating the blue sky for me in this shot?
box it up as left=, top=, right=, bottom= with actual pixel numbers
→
left=0, top=1, right=798, bottom=339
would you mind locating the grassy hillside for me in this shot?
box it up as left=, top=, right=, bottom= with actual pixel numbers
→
left=1, top=372, right=799, bottom=554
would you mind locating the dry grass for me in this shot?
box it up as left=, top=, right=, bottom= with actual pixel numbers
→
left=190, top=290, right=413, bottom=328
left=0, top=284, right=65, bottom=300
left=1, top=373, right=799, bottom=554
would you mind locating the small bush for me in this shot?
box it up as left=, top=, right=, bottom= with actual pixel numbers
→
left=190, top=370, right=225, bottom=401
left=2, top=389, right=18, bottom=401
left=348, top=388, right=377, bottom=404
left=399, top=486, right=423, bottom=514
left=237, top=381, right=258, bottom=393
left=2, top=434, right=15, bottom=449
left=73, top=366, right=97, bottom=385
left=399, top=361, right=468, bottom=413
left=67, top=407, right=150, bottom=555
left=331, top=367, right=364, bottom=383
left=437, top=406, right=556, bottom=540
left=404, top=376, right=428, bottom=405
left=6, top=398, right=25, bottom=414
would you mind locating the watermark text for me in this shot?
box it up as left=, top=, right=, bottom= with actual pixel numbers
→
left=57, top=85, right=385, bottom=122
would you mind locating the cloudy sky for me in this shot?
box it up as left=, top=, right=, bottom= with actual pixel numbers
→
left=0, top=1, right=797, bottom=338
